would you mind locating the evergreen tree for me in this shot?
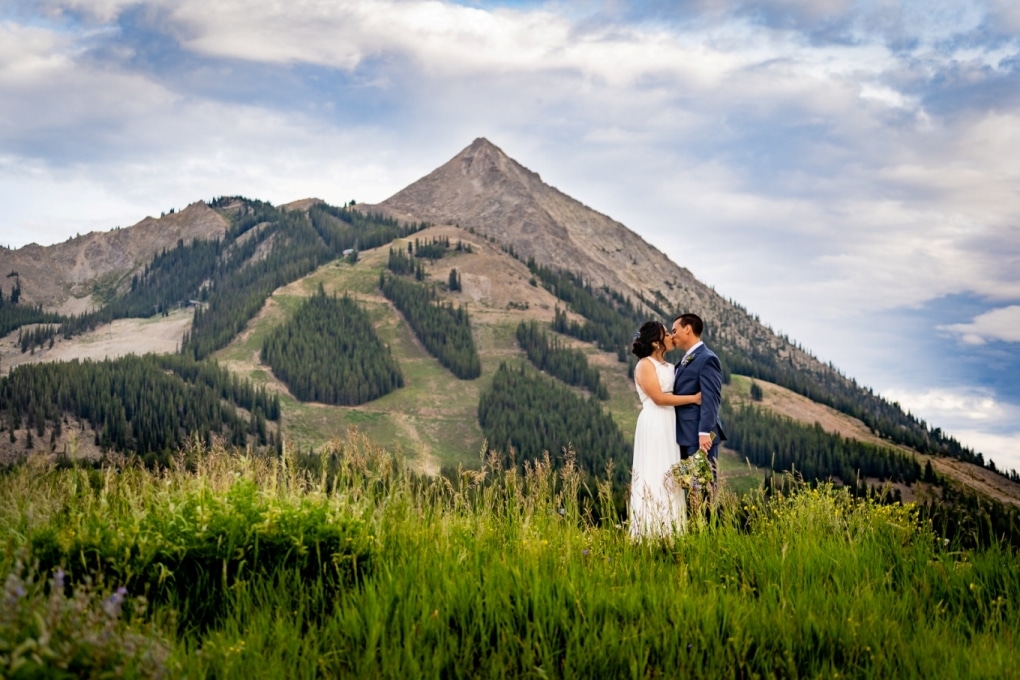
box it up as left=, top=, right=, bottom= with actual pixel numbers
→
left=722, top=400, right=922, bottom=487
left=530, top=258, right=996, bottom=473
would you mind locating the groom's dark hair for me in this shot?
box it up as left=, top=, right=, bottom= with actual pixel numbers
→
left=673, top=313, right=704, bottom=337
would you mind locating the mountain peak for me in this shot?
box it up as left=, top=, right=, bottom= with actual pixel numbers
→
left=443, top=137, right=542, bottom=188
left=375, top=139, right=695, bottom=313
left=464, top=137, right=509, bottom=158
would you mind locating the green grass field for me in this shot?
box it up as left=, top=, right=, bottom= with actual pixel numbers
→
left=2, top=437, right=1017, bottom=678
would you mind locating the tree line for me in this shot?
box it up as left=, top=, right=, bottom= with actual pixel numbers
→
left=413, top=235, right=452, bottom=260
left=17, top=325, right=59, bottom=353
left=0, top=354, right=279, bottom=458
left=703, top=323, right=981, bottom=466
left=722, top=400, right=922, bottom=487
left=378, top=272, right=481, bottom=380
left=0, top=300, right=63, bottom=340
left=515, top=321, right=608, bottom=400
left=262, top=286, right=403, bottom=405
left=478, top=362, right=630, bottom=512
left=919, top=482, right=1020, bottom=549
left=307, top=202, right=427, bottom=254
left=57, top=205, right=266, bottom=340
left=42, top=198, right=423, bottom=361
left=387, top=246, right=425, bottom=279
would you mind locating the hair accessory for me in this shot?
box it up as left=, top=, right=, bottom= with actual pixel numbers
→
left=633, top=331, right=640, bottom=340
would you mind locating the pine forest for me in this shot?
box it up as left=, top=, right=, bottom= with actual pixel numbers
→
left=261, top=286, right=403, bottom=405
left=516, top=320, right=608, bottom=400
left=378, top=271, right=481, bottom=380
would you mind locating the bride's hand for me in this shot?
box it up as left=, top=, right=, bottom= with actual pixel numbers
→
left=693, top=391, right=702, bottom=405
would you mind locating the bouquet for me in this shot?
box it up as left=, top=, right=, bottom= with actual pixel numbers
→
left=669, top=433, right=715, bottom=493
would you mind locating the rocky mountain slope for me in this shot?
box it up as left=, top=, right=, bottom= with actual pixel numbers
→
left=372, top=138, right=816, bottom=371
left=0, top=202, right=227, bottom=315
left=375, top=138, right=695, bottom=307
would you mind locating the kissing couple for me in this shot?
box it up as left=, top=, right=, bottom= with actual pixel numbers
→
left=628, top=313, right=727, bottom=539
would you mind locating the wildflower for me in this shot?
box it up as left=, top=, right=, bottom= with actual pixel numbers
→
left=103, top=587, right=128, bottom=617
left=4, top=573, right=26, bottom=607
left=53, top=567, right=66, bottom=590
left=582, top=549, right=590, bottom=556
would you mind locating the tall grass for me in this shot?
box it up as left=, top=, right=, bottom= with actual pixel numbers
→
left=2, top=433, right=1017, bottom=678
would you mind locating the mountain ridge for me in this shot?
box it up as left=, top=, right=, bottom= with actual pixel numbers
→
left=0, top=201, right=228, bottom=315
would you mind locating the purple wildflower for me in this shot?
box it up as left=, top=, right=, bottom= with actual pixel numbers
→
left=4, top=574, right=26, bottom=606
left=103, top=587, right=128, bottom=617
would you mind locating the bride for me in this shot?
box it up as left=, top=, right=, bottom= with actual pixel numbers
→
left=629, top=321, right=701, bottom=539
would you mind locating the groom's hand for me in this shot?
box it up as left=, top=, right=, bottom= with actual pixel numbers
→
left=699, top=433, right=713, bottom=452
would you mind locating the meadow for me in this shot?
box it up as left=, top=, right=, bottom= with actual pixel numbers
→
left=1, top=433, right=1018, bottom=678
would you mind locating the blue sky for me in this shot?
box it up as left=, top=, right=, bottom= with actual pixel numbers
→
left=2, top=0, right=1018, bottom=473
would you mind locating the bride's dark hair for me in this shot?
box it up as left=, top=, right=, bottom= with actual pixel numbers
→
left=631, top=321, right=666, bottom=359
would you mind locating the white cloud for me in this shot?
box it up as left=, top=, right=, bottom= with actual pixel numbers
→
left=0, top=21, right=422, bottom=246
left=882, top=386, right=1010, bottom=424
left=988, top=0, right=1020, bottom=33
left=940, top=306, right=1020, bottom=345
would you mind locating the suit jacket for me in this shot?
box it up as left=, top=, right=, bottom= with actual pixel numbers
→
left=673, top=343, right=727, bottom=455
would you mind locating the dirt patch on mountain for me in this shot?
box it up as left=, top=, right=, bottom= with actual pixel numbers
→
left=0, top=309, right=193, bottom=376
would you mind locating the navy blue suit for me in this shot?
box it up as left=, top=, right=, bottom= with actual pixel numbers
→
left=673, top=343, right=727, bottom=475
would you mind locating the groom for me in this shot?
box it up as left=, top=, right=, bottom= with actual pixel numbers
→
left=671, top=313, right=727, bottom=482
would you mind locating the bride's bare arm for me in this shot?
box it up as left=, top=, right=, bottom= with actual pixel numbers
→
left=634, top=359, right=702, bottom=407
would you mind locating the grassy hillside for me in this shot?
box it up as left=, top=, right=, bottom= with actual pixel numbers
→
left=210, top=228, right=635, bottom=467
left=1, top=439, right=1017, bottom=678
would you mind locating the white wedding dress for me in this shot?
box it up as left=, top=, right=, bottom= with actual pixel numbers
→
left=629, top=357, right=687, bottom=539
